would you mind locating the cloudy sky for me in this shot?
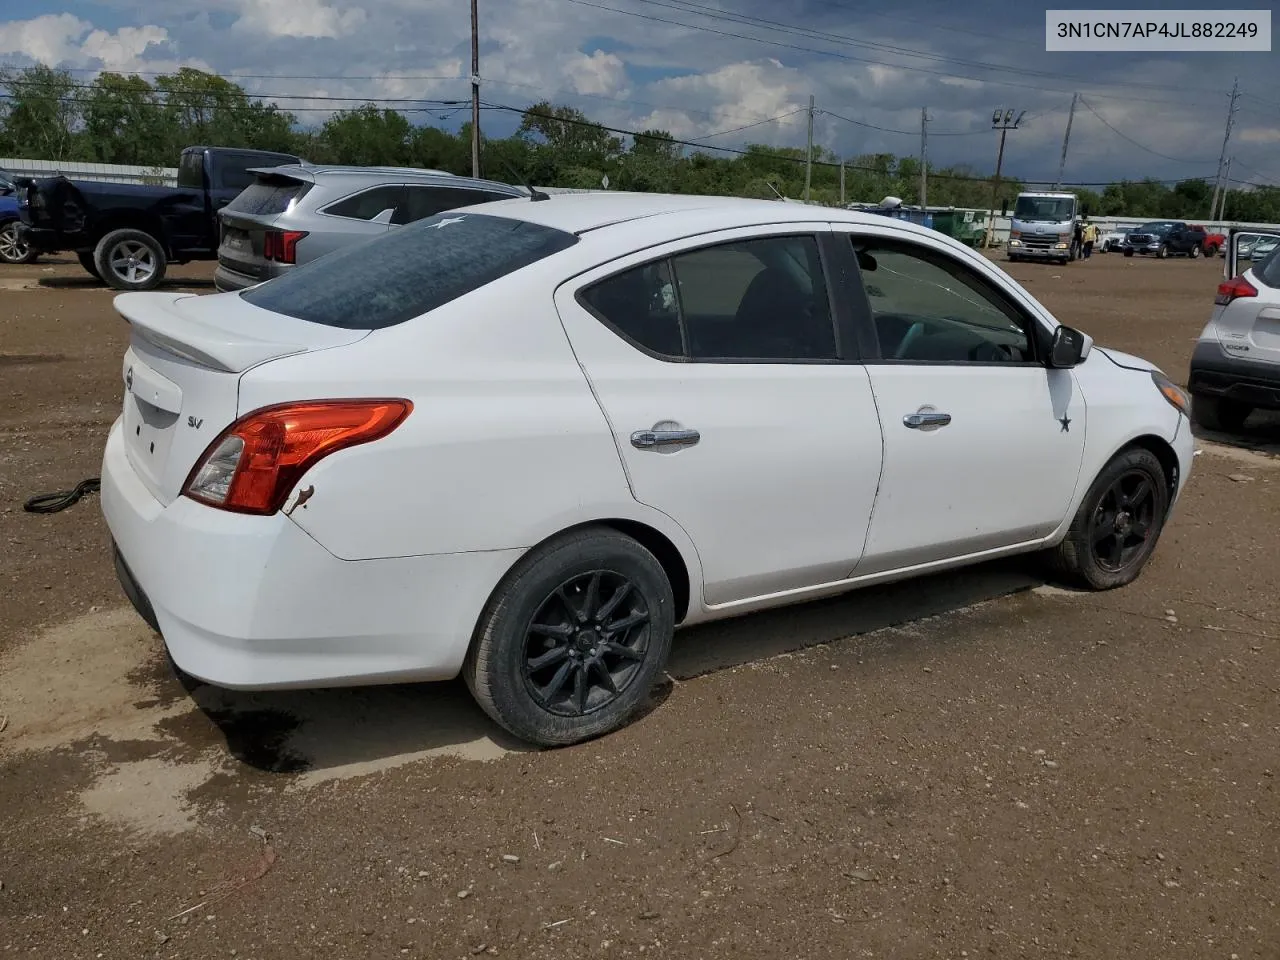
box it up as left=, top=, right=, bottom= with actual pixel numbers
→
left=1, top=0, right=1277, bottom=187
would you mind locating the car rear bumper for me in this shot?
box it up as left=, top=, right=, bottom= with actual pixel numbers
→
left=101, top=417, right=523, bottom=690
left=1187, top=340, right=1280, bottom=411
left=213, top=262, right=270, bottom=292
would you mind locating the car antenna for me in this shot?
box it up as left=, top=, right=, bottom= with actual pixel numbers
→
left=502, top=164, right=550, bottom=202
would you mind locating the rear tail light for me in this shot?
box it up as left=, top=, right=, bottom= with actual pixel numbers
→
left=1215, top=275, right=1257, bottom=306
left=183, top=399, right=412, bottom=515
left=263, top=229, right=308, bottom=264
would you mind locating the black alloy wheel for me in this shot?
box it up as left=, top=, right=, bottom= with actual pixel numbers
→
left=1090, top=470, right=1157, bottom=572
left=522, top=570, right=651, bottom=717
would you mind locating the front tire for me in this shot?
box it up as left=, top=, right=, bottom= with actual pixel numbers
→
left=1192, top=395, right=1252, bottom=432
left=1157, top=244, right=1169, bottom=259
left=0, top=220, right=37, bottom=264
left=93, top=228, right=167, bottom=291
left=1123, top=249, right=1134, bottom=258
left=464, top=527, right=676, bottom=747
left=1047, top=448, right=1169, bottom=591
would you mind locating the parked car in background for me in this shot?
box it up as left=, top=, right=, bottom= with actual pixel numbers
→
left=1099, top=224, right=1138, bottom=253
left=1193, top=225, right=1226, bottom=256
left=1190, top=227, right=1280, bottom=431
left=102, top=193, right=1194, bottom=748
left=0, top=167, right=37, bottom=264
left=1121, top=221, right=1208, bottom=258
left=213, top=165, right=526, bottom=292
left=17, top=145, right=301, bottom=291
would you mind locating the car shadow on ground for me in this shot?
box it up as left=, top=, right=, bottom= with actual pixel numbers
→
left=1191, top=411, right=1280, bottom=458
left=36, top=275, right=215, bottom=291
left=181, top=558, right=1044, bottom=776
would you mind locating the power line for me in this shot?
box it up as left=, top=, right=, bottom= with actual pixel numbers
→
left=558, top=0, right=1229, bottom=107
left=686, top=108, right=806, bottom=140
left=1077, top=97, right=1217, bottom=165
left=819, top=108, right=983, bottom=137
left=620, top=0, right=1216, bottom=98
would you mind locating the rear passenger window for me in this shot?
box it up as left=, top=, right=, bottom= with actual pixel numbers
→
left=580, top=261, right=683, bottom=357
left=324, top=186, right=405, bottom=221
left=580, top=235, right=838, bottom=362
left=393, top=186, right=510, bottom=225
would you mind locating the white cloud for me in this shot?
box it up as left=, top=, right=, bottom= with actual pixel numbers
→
left=0, top=13, right=170, bottom=70
left=231, top=0, right=367, bottom=40
left=563, top=50, right=628, bottom=98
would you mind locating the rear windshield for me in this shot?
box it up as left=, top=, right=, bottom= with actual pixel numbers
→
left=177, top=151, right=204, bottom=189
left=240, top=211, right=579, bottom=329
left=226, top=178, right=312, bottom=216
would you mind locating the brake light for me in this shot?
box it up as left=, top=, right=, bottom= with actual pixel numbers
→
left=1215, top=275, right=1257, bottom=306
left=183, top=399, right=412, bottom=515
left=263, top=229, right=308, bottom=264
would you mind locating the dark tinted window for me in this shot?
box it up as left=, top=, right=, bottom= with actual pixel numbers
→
left=852, top=237, right=1034, bottom=363
left=580, top=260, right=683, bottom=357
left=216, top=153, right=271, bottom=191
left=241, top=212, right=579, bottom=329
left=393, top=186, right=513, bottom=225
left=674, top=236, right=835, bottom=361
left=225, top=178, right=312, bottom=215
left=581, top=235, right=837, bottom=362
left=177, top=151, right=204, bottom=189
left=324, top=186, right=404, bottom=221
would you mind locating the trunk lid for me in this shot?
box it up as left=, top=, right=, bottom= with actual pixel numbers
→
left=115, top=291, right=369, bottom=505
left=216, top=173, right=312, bottom=281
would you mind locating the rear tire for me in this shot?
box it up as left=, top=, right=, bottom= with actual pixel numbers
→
left=1191, top=244, right=1202, bottom=259
left=1046, top=447, right=1169, bottom=591
left=1192, top=395, right=1252, bottom=433
left=464, top=527, right=676, bottom=748
left=77, top=251, right=102, bottom=281
left=93, top=228, right=167, bottom=291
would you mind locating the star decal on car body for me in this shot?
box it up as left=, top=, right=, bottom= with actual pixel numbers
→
left=428, top=217, right=466, bottom=229
left=1059, top=415, right=1071, bottom=432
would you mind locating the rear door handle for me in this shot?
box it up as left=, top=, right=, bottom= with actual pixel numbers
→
left=903, top=412, right=952, bottom=429
left=631, top=427, right=700, bottom=449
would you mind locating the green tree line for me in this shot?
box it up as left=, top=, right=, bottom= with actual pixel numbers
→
left=3, top=64, right=1278, bottom=221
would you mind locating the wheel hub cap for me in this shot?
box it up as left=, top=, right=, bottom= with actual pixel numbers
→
left=1114, top=511, right=1132, bottom=535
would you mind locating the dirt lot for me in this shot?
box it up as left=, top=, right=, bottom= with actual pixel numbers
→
left=1, top=252, right=1278, bottom=960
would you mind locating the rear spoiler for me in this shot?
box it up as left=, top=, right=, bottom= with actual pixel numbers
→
left=114, top=292, right=309, bottom=373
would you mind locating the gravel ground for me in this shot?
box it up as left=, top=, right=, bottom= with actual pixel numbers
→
left=1, top=252, right=1278, bottom=960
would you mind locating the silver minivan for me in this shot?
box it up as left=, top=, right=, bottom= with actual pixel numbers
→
left=214, top=165, right=527, bottom=292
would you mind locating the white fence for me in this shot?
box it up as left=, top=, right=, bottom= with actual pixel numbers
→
left=0, top=157, right=178, bottom=186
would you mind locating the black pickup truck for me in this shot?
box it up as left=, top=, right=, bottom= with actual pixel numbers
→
left=18, top=145, right=302, bottom=290
left=1120, top=221, right=1208, bottom=259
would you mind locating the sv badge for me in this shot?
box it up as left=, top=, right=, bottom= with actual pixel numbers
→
left=188, top=416, right=203, bottom=429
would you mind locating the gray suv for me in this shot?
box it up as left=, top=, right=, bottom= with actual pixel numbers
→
left=213, top=166, right=527, bottom=292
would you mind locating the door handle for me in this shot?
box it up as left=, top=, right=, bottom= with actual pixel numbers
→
left=631, top=427, right=700, bottom=449
left=903, top=411, right=952, bottom=429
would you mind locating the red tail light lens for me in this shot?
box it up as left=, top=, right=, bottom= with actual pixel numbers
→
left=1216, top=275, right=1257, bottom=306
left=183, top=399, right=412, bottom=515
left=263, top=229, right=308, bottom=264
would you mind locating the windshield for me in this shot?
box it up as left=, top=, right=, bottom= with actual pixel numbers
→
left=241, top=211, right=579, bottom=329
left=1013, top=196, right=1075, bottom=222
left=0, top=171, right=13, bottom=192
left=1136, top=222, right=1175, bottom=235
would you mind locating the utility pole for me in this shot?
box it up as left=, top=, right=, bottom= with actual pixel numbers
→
left=804, top=94, right=815, bottom=203
left=1209, top=78, right=1240, bottom=222
left=839, top=159, right=845, bottom=206
left=1055, top=92, right=1078, bottom=189
left=986, top=107, right=1024, bottom=247
left=470, top=0, right=481, bottom=178
left=920, top=107, right=928, bottom=210
left=1217, top=156, right=1233, bottom=222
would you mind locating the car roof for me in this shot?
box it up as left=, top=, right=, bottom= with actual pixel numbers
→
left=246, top=163, right=527, bottom=195
left=465, top=191, right=943, bottom=239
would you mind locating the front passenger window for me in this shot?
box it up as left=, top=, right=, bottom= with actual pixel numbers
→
left=852, top=239, right=1035, bottom=364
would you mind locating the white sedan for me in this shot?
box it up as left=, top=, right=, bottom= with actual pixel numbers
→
left=102, top=193, right=1195, bottom=747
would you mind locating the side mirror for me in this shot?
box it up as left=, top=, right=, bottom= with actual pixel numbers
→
left=1048, top=325, right=1086, bottom=368
left=1081, top=206, right=1090, bottom=219
left=1000, top=199, right=1009, bottom=217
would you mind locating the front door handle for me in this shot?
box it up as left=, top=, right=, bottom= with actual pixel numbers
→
left=631, top=427, right=700, bottom=449
left=903, top=411, right=952, bottom=429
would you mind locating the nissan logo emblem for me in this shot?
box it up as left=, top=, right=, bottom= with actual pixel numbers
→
left=125, top=367, right=133, bottom=391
